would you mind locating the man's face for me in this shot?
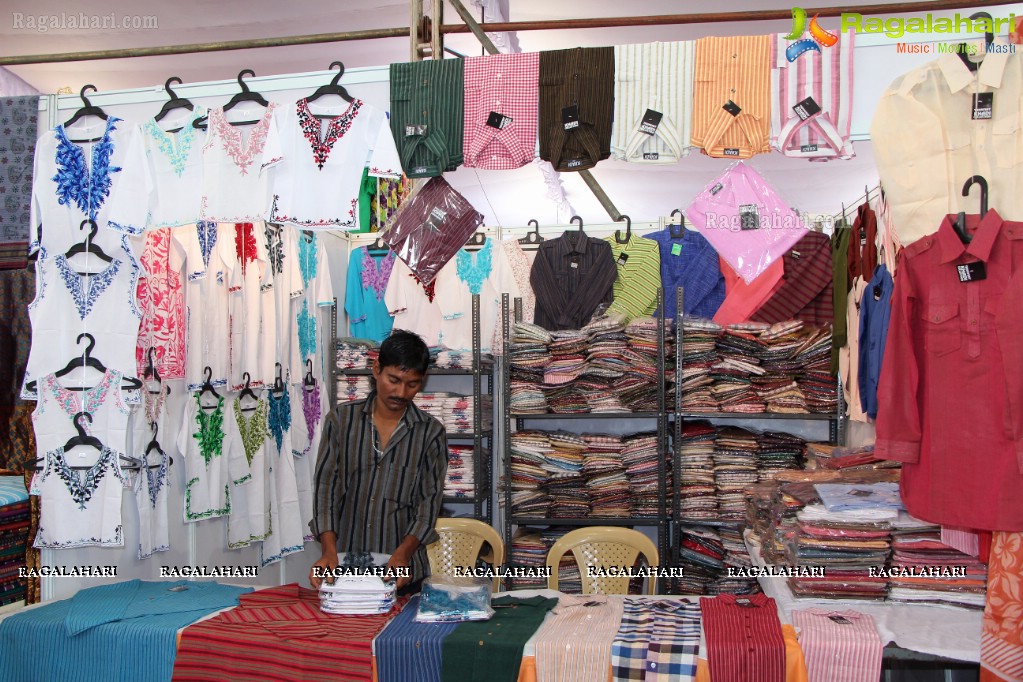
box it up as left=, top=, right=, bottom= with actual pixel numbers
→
left=372, top=363, right=425, bottom=414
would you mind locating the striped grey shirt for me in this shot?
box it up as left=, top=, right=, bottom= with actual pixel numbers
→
left=312, top=393, right=448, bottom=583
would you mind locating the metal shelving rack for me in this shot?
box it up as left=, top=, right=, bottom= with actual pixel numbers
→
left=500, top=291, right=670, bottom=590
left=332, top=294, right=495, bottom=524
left=668, top=286, right=846, bottom=592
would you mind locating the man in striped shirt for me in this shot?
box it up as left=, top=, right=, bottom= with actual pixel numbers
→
left=310, top=330, right=448, bottom=593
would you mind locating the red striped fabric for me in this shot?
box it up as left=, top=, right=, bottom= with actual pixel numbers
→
left=700, top=593, right=785, bottom=682
left=172, top=584, right=405, bottom=682
left=751, top=230, right=834, bottom=326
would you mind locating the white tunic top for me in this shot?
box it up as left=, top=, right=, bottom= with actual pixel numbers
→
left=384, top=258, right=443, bottom=348
left=177, top=393, right=250, bottom=522
left=30, top=116, right=151, bottom=255
left=32, top=369, right=132, bottom=456
left=290, top=231, right=334, bottom=386
left=224, top=221, right=270, bottom=390
left=262, top=224, right=303, bottom=384
left=265, top=97, right=401, bottom=229
left=290, top=382, right=326, bottom=541
left=23, top=241, right=142, bottom=401
left=226, top=396, right=270, bottom=548
left=175, top=221, right=231, bottom=392
left=142, top=108, right=206, bottom=229
left=129, top=382, right=173, bottom=559
left=260, top=387, right=305, bottom=566
left=198, top=104, right=278, bottom=222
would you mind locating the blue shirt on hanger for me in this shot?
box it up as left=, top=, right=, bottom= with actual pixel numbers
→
left=642, top=228, right=725, bottom=321
left=859, top=263, right=895, bottom=419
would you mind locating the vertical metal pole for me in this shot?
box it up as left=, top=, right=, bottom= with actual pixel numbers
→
left=500, top=293, right=512, bottom=588
left=472, top=294, right=483, bottom=522
left=672, top=286, right=685, bottom=593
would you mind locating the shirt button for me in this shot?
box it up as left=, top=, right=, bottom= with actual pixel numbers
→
left=478, top=641, right=485, bottom=647
left=495, top=101, right=501, bottom=106
left=422, top=110, right=428, bottom=117
left=496, top=73, right=503, bottom=79
left=733, top=53, right=738, bottom=58
left=573, top=73, right=580, bottom=79
left=422, top=79, right=428, bottom=85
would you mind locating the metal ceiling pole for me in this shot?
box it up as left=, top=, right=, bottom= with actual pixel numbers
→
left=448, top=0, right=623, bottom=221
left=0, top=0, right=1008, bottom=66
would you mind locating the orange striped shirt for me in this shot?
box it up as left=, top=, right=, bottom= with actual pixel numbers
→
left=691, top=36, right=772, bottom=159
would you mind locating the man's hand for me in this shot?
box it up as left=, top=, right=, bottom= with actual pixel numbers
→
left=386, top=549, right=413, bottom=590
left=310, top=545, right=339, bottom=589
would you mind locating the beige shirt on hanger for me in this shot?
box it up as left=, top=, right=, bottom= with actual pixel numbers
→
left=870, top=47, right=1021, bottom=246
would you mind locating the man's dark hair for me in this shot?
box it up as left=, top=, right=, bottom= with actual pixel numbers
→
left=377, top=329, right=431, bottom=375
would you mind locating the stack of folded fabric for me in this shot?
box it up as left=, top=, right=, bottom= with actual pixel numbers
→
left=545, top=475, right=590, bottom=518
left=509, top=431, right=553, bottom=516
left=432, top=350, right=494, bottom=370
left=581, top=435, right=630, bottom=518
left=0, top=477, right=29, bottom=606
left=319, top=575, right=396, bottom=615
left=679, top=319, right=721, bottom=411
left=621, top=432, right=662, bottom=517
left=675, top=526, right=727, bottom=594
left=714, top=427, right=760, bottom=520
left=678, top=422, right=719, bottom=520
left=509, top=323, right=553, bottom=413
left=336, top=376, right=372, bottom=403
left=415, top=577, right=493, bottom=622
left=785, top=504, right=895, bottom=600
left=506, top=527, right=581, bottom=592
left=545, top=386, right=590, bottom=414
left=335, top=339, right=376, bottom=370
left=793, top=327, right=838, bottom=413
left=886, top=514, right=987, bottom=609
left=441, top=394, right=493, bottom=434
left=805, top=444, right=897, bottom=471
left=445, top=445, right=475, bottom=498
left=544, top=332, right=589, bottom=387
left=412, top=391, right=453, bottom=418
left=717, top=525, right=758, bottom=594
left=756, top=431, right=806, bottom=481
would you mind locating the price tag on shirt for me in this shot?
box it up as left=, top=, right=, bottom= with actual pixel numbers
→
left=671, top=243, right=683, bottom=256
left=722, top=148, right=741, bottom=156
left=828, top=615, right=853, bottom=624
left=639, top=109, right=663, bottom=135
left=739, top=204, right=761, bottom=231
left=616, top=252, right=630, bottom=267
left=565, top=159, right=583, bottom=168
left=643, top=152, right=659, bottom=161
left=957, top=261, right=987, bottom=282
left=800, top=144, right=819, bottom=153
left=793, top=96, right=822, bottom=121
left=722, top=100, right=742, bottom=117
left=425, top=206, right=447, bottom=232
left=405, top=124, right=428, bottom=137
left=710, top=183, right=724, bottom=196
left=562, top=105, right=580, bottom=130
left=486, top=112, right=513, bottom=129
left=972, top=92, right=993, bottom=120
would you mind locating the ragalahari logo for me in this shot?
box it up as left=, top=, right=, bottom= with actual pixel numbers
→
left=785, top=7, right=840, bottom=61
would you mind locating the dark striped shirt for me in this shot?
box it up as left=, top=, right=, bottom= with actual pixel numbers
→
left=539, top=47, right=615, bottom=172
left=312, top=393, right=447, bottom=583
left=751, top=230, right=834, bottom=327
left=390, top=59, right=465, bottom=177
left=530, top=230, right=618, bottom=331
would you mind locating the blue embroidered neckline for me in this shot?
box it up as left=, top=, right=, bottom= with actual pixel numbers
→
left=144, top=109, right=203, bottom=177
left=54, top=254, right=121, bottom=320
left=53, top=117, right=123, bottom=221
left=299, top=232, right=317, bottom=287
left=455, top=239, right=493, bottom=296
left=297, top=300, right=317, bottom=361
left=267, top=389, right=292, bottom=452
left=196, top=221, right=218, bottom=270
left=50, top=446, right=117, bottom=510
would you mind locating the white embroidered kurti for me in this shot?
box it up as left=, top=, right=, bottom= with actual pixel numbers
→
left=291, top=231, right=334, bottom=386
left=134, top=227, right=186, bottom=381
left=260, top=388, right=305, bottom=566
left=384, top=258, right=443, bottom=347
left=142, top=108, right=205, bottom=228
left=129, top=382, right=173, bottom=559
left=31, top=369, right=132, bottom=456
left=265, top=97, right=401, bottom=229
left=23, top=242, right=142, bottom=400
left=434, top=239, right=521, bottom=353
left=224, top=220, right=270, bottom=389
left=199, top=104, right=278, bottom=222
left=175, top=222, right=231, bottom=392
left=262, top=224, right=303, bottom=383
left=30, top=116, right=151, bottom=255
left=502, top=239, right=538, bottom=324
left=290, top=382, right=326, bottom=541
left=177, top=393, right=250, bottom=522
left=226, top=397, right=270, bottom=548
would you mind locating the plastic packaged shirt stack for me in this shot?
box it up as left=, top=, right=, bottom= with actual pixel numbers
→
left=319, top=575, right=396, bottom=615
left=415, top=576, right=494, bottom=623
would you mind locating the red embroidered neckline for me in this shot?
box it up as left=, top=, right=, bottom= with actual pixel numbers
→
left=234, top=222, right=258, bottom=275
left=296, top=98, right=362, bottom=170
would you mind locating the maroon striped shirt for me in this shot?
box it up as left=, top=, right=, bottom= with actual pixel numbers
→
left=751, top=230, right=834, bottom=326
left=700, top=593, right=786, bottom=682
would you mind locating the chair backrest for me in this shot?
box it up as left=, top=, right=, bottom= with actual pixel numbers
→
left=426, top=518, right=505, bottom=590
left=546, top=527, right=659, bottom=595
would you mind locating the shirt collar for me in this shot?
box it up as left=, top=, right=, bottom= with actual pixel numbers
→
left=559, top=230, right=590, bottom=256
left=360, top=390, right=427, bottom=425
left=937, top=47, right=1009, bottom=93
left=714, top=592, right=771, bottom=608
left=937, top=209, right=1004, bottom=264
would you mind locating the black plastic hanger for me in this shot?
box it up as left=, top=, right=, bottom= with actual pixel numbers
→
left=465, top=231, right=487, bottom=252
left=615, top=215, right=632, bottom=244
left=144, top=422, right=172, bottom=465
left=238, top=371, right=260, bottom=411
left=953, top=175, right=988, bottom=243
left=199, top=366, right=221, bottom=402
left=272, top=362, right=285, bottom=396
left=24, top=333, right=142, bottom=394
left=153, top=77, right=195, bottom=133
left=304, top=359, right=317, bottom=388
left=143, top=347, right=170, bottom=397
left=367, top=235, right=390, bottom=254
left=64, top=219, right=114, bottom=266
left=64, top=412, right=104, bottom=453
left=63, top=85, right=109, bottom=141
left=519, top=219, right=544, bottom=250
left=669, top=209, right=685, bottom=239
left=305, top=62, right=354, bottom=117
left=956, top=12, right=993, bottom=72
left=193, top=70, right=269, bottom=129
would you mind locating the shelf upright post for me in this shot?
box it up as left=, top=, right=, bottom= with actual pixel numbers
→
left=471, top=294, right=485, bottom=522
left=656, top=287, right=667, bottom=593
left=330, top=297, right=338, bottom=409
left=671, top=286, right=685, bottom=593
left=501, top=294, right=512, bottom=582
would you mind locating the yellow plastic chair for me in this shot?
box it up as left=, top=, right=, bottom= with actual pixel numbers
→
left=546, top=527, right=659, bottom=595
left=426, top=518, right=505, bottom=590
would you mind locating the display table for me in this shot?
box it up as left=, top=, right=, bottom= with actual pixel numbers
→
left=744, top=531, right=982, bottom=663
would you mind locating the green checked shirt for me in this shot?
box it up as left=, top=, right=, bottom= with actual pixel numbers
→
left=389, top=59, right=464, bottom=178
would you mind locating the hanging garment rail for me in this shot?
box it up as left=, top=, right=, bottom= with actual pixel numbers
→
left=0, top=0, right=1008, bottom=66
